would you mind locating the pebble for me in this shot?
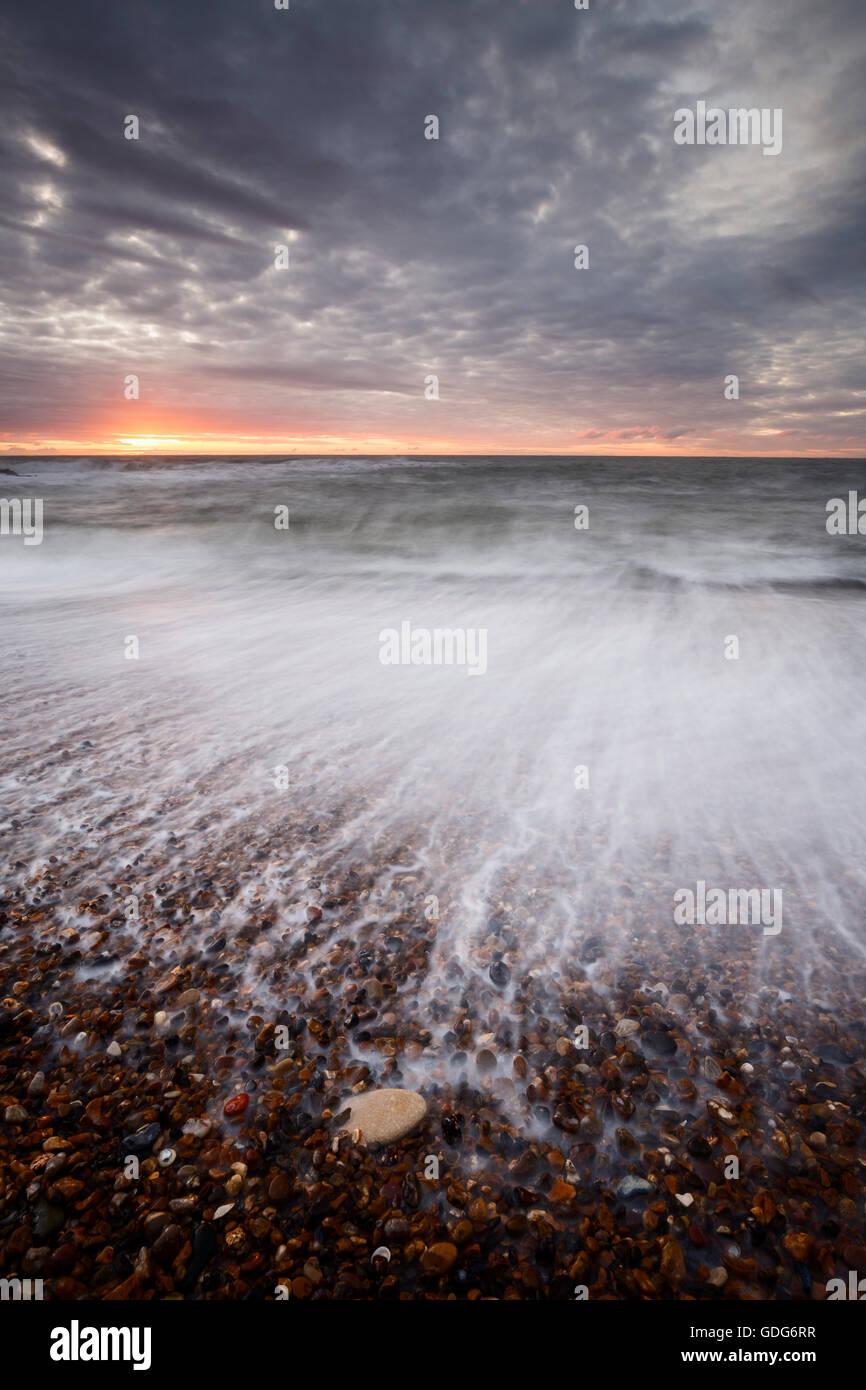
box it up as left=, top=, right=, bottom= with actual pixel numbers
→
left=121, top=1122, right=161, bottom=1156
left=339, top=1088, right=426, bottom=1144
left=642, top=1029, right=677, bottom=1056
left=3, top=786, right=864, bottom=1306
left=706, top=1099, right=737, bottom=1128
left=44, top=1242, right=76, bottom=1276
left=783, top=1232, right=812, bottom=1262
left=182, top=1119, right=211, bottom=1138
left=152, top=1224, right=182, bottom=1266
left=144, top=1211, right=171, bottom=1242
left=268, top=1173, right=292, bottom=1202
left=617, top=1176, right=655, bottom=1198
left=33, top=1199, right=65, bottom=1240
left=442, top=1113, right=463, bottom=1145
left=422, top=1242, right=458, bottom=1274
left=660, top=1238, right=686, bottom=1284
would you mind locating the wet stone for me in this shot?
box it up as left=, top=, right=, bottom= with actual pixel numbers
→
left=422, top=1242, right=458, bottom=1275
left=151, top=1223, right=182, bottom=1266
left=660, top=1238, right=686, bottom=1284
left=617, top=1176, right=655, bottom=1199
left=442, top=1113, right=463, bottom=1145
left=339, top=1088, right=426, bottom=1144
left=122, top=1122, right=161, bottom=1156
left=33, top=1200, right=65, bottom=1240
left=268, top=1173, right=292, bottom=1202
left=642, top=1030, right=678, bottom=1057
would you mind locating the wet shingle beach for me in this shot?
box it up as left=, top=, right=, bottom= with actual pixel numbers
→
left=1, top=456, right=864, bottom=1301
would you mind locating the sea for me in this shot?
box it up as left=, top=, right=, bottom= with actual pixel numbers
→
left=1, top=454, right=865, bottom=1045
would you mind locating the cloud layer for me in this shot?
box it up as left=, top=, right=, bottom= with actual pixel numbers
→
left=1, top=0, right=864, bottom=453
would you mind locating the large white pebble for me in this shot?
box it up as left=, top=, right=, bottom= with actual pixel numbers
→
left=339, top=1088, right=426, bottom=1144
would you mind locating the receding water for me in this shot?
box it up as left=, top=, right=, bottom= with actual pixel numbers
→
left=1, top=455, right=865, bottom=1064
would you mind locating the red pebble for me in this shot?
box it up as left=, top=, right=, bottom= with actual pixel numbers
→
left=223, top=1093, right=250, bottom=1117
left=45, top=1242, right=77, bottom=1277
left=688, top=1225, right=706, bottom=1248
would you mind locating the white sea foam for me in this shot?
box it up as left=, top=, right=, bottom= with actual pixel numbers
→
left=1, top=456, right=864, bottom=1050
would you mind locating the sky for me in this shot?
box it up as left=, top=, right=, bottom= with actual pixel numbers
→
left=0, top=0, right=864, bottom=456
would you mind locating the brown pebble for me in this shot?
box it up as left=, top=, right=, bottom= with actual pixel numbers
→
left=660, top=1237, right=686, bottom=1284
left=422, top=1241, right=458, bottom=1274
left=268, top=1174, right=292, bottom=1202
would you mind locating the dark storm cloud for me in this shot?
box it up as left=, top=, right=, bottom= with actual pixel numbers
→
left=0, top=0, right=864, bottom=450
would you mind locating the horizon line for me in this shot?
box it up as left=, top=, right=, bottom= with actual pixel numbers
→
left=3, top=451, right=865, bottom=462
